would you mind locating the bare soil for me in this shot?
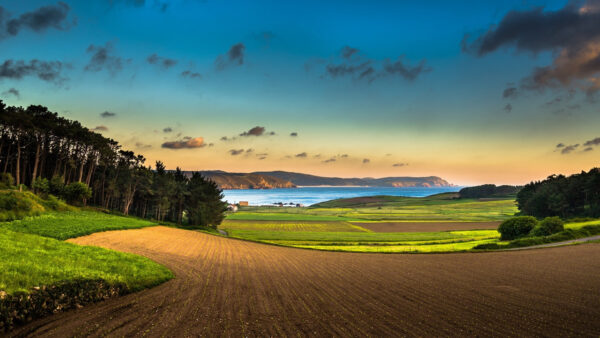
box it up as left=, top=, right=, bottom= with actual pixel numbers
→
left=12, top=226, right=600, bottom=337
left=353, top=221, right=501, bottom=232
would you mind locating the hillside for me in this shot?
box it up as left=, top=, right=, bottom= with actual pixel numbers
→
left=197, top=171, right=296, bottom=189
left=254, top=171, right=454, bottom=188
left=311, top=192, right=460, bottom=208
left=194, top=170, right=454, bottom=189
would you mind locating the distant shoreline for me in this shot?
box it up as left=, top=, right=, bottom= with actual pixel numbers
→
left=222, top=185, right=457, bottom=190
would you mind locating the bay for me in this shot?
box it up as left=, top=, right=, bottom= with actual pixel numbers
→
left=222, top=186, right=461, bottom=206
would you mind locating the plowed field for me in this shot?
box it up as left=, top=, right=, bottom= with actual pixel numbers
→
left=12, top=226, right=600, bottom=337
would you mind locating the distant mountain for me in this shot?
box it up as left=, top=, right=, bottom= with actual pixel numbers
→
left=254, top=171, right=453, bottom=188
left=194, top=171, right=296, bottom=189
left=252, top=171, right=364, bottom=186
left=194, top=170, right=453, bottom=189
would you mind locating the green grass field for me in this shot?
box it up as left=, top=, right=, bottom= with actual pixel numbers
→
left=565, top=219, right=600, bottom=229
left=295, top=239, right=499, bottom=253
left=220, top=194, right=517, bottom=253
left=220, top=219, right=369, bottom=232
left=0, top=190, right=172, bottom=298
left=1, top=211, right=157, bottom=240
left=228, top=194, right=518, bottom=222
left=221, top=217, right=600, bottom=253
left=0, top=227, right=172, bottom=295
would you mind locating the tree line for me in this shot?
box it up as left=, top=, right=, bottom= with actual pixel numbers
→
left=459, top=184, right=521, bottom=199
left=517, top=168, right=600, bottom=219
left=0, top=100, right=227, bottom=227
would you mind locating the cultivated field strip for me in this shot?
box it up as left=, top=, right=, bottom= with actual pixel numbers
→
left=12, top=226, right=600, bottom=337
left=352, top=221, right=501, bottom=232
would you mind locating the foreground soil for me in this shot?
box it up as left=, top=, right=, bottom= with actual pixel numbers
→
left=353, top=221, right=501, bottom=232
left=12, top=226, right=600, bottom=337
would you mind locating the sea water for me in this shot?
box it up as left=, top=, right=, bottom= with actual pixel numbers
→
left=222, top=186, right=461, bottom=206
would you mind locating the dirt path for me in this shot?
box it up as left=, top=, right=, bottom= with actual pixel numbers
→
left=504, top=234, right=600, bottom=251
left=12, top=226, right=600, bottom=337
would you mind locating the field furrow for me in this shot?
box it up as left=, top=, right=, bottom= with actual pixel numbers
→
left=11, top=226, right=600, bottom=337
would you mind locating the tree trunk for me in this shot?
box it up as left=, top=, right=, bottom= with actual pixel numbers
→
left=85, top=159, right=95, bottom=186
left=178, top=200, right=183, bottom=224
left=15, top=138, right=21, bottom=186
left=31, top=140, right=41, bottom=185
left=78, top=155, right=85, bottom=182
left=3, top=143, right=10, bottom=173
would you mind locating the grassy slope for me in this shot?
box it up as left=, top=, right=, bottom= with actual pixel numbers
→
left=0, top=190, right=75, bottom=221
left=0, top=227, right=173, bottom=295
left=0, top=190, right=172, bottom=297
left=1, top=211, right=157, bottom=240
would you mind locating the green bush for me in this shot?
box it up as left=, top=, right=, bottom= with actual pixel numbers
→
left=531, top=216, right=564, bottom=236
left=48, top=176, right=65, bottom=197
left=474, top=224, right=600, bottom=250
left=32, top=178, right=50, bottom=196
left=41, top=195, right=67, bottom=211
left=63, top=182, right=92, bottom=205
left=0, top=173, right=14, bottom=189
left=498, top=216, right=538, bottom=240
left=0, top=191, right=32, bottom=214
left=0, top=279, right=126, bottom=332
left=472, top=243, right=502, bottom=250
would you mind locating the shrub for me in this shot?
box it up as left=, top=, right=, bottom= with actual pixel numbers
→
left=63, top=182, right=92, bottom=205
left=32, top=178, right=50, bottom=196
left=0, top=173, right=14, bottom=189
left=472, top=243, right=502, bottom=250
left=41, top=195, right=69, bottom=211
left=531, top=216, right=564, bottom=236
left=48, top=176, right=65, bottom=197
left=0, top=192, right=32, bottom=213
left=498, top=216, right=538, bottom=240
left=0, top=279, right=126, bottom=332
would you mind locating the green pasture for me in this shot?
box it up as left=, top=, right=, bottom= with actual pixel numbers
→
left=295, top=239, right=498, bottom=253
left=0, top=227, right=172, bottom=295
left=1, top=211, right=157, bottom=240
left=220, top=219, right=369, bottom=232
left=0, top=190, right=172, bottom=296
left=227, top=195, right=518, bottom=222
left=221, top=194, right=519, bottom=253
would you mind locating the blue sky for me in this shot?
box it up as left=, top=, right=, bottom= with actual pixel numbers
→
left=1, top=0, right=599, bottom=185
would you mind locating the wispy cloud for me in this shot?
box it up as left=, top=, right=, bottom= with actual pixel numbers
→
left=147, top=53, right=177, bottom=69
left=215, top=43, right=245, bottom=70
left=85, top=41, right=128, bottom=75
left=0, top=59, right=67, bottom=85
left=1, top=88, right=20, bottom=98
left=1, top=2, right=74, bottom=39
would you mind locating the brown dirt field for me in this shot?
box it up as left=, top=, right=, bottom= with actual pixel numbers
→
left=353, top=221, right=501, bottom=232
left=11, top=226, right=600, bottom=337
